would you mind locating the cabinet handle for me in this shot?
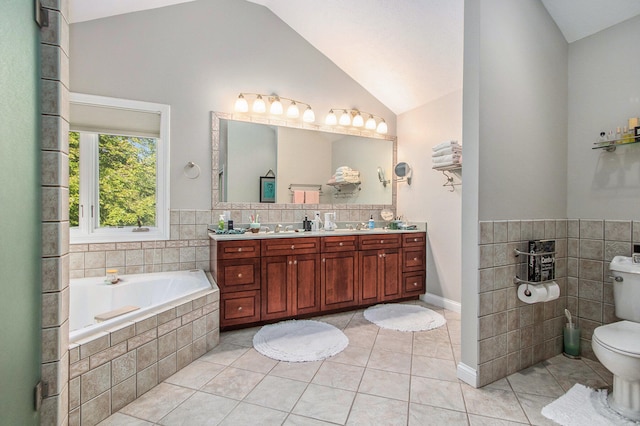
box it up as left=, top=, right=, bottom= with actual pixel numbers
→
left=291, top=245, right=295, bottom=250
left=380, top=240, right=384, bottom=244
left=238, top=306, right=243, bottom=311
left=413, top=257, right=418, bottom=261
left=382, top=253, right=386, bottom=257
left=237, top=248, right=242, bottom=252
left=413, top=282, right=418, bottom=287
left=339, top=242, right=343, bottom=246
left=289, top=261, right=292, bottom=265
left=294, top=260, right=297, bottom=265
left=379, top=254, right=382, bottom=258
left=414, top=238, right=418, bottom=242
left=322, top=258, right=326, bottom=262
left=238, top=273, right=242, bottom=278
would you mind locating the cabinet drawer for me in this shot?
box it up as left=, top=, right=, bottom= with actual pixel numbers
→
left=221, top=291, right=261, bottom=327
left=321, top=235, right=357, bottom=252
left=358, top=234, right=402, bottom=250
left=403, top=247, right=425, bottom=272
left=217, top=258, right=260, bottom=292
left=402, top=232, right=426, bottom=247
left=262, top=237, right=320, bottom=256
left=216, top=240, right=260, bottom=260
left=403, top=272, right=425, bottom=296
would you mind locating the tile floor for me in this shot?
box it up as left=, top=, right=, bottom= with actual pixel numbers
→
left=98, top=301, right=613, bottom=425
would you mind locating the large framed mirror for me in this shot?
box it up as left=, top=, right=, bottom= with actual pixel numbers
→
left=211, top=112, right=397, bottom=210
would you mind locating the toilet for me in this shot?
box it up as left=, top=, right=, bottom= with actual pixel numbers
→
left=592, top=255, right=640, bottom=421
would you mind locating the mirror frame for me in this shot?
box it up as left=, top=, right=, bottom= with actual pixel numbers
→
left=211, top=111, right=397, bottom=210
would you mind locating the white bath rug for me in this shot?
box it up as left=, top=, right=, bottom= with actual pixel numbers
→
left=252, top=319, right=349, bottom=362
left=363, top=303, right=446, bottom=332
left=541, top=383, right=640, bottom=425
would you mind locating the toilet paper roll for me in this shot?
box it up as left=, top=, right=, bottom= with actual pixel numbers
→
left=517, top=284, right=548, bottom=304
left=544, top=281, right=560, bottom=302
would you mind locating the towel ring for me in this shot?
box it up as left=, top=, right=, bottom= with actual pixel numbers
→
left=183, top=161, right=200, bottom=179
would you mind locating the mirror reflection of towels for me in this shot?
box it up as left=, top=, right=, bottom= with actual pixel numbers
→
left=293, top=190, right=305, bottom=204
left=304, top=190, right=319, bottom=204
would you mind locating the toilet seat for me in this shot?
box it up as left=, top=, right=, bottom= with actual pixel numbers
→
left=593, top=321, right=640, bottom=357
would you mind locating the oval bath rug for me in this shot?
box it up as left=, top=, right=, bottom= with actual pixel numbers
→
left=364, top=303, right=446, bottom=332
left=253, top=319, right=349, bottom=362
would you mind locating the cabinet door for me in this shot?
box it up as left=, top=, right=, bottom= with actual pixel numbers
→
left=321, top=251, right=359, bottom=310
left=261, top=255, right=291, bottom=320
left=359, top=250, right=381, bottom=304
left=292, top=254, right=321, bottom=315
left=380, top=249, right=402, bottom=301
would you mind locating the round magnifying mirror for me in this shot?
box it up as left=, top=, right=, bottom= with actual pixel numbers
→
left=394, top=162, right=411, bottom=177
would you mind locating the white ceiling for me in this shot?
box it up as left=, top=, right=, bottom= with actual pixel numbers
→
left=69, top=0, right=640, bottom=115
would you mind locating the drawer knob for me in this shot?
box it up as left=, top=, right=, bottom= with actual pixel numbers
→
left=238, top=306, right=243, bottom=311
left=238, top=248, right=242, bottom=252
left=413, top=282, right=418, bottom=287
left=339, top=242, right=343, bottom=246
left=238, top=273, right=242, bottom=278
left=291, top=245, right=295, bottom=250
left=289, top=261, right=292, bottom=265
left=380, top=240, right=384, bottom=244
left=414, top=238, right=418, bottom=242
left=413, top=257, right=418, bottom=261
left=322, top=258, right=326, bottom=262
left=294, top=260, right=297, bottom=265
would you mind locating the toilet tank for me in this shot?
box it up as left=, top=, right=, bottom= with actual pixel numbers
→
left=609, top=256, right=640, bottom=322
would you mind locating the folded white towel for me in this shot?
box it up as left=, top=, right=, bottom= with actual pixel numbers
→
left=336, top=166, right=352, bottom=172
left=432, top=154, right=461, bottom=164
left=432, top=146, right=462, bottom=157
left=432, top=140, right=460, bottom=152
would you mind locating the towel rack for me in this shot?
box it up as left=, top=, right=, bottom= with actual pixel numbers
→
left=288, top=183, right=323, bottom=193
left=440, top=169, right=461, bottom=192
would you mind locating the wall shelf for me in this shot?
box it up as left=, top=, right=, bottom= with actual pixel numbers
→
left=433, top=165, right=461, bottom=192
left=592, top=137, right=640, bottom=152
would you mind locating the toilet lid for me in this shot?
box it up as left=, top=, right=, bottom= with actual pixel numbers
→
left=593, top=321, right=640, bottom=356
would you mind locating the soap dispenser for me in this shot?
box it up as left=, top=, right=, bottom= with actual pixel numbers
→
left=368, top=215, right=375, bottom=230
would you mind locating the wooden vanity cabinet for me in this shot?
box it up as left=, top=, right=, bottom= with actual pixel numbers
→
left=358, top=234, right=403, bottom=303
left=402, top=232, right=426, bottom=296
left=320, top=236, right=359, bottom=311
left=210, top=239, right=261, bottom=327
left=261, top=238, right=321, bottom=321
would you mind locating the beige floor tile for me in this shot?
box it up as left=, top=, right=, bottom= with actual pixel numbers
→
left=118, top=383, right=194, bottom=423
left=543, top=355, right=608, bottom=391
left=414, top=327, right=451, bottom=344
left=461, top=385, right=528, bottom=424
left=468, top=414, right=529, bottom=425
left=347, top=393, right=408, bottom=425
left=197, top=341, right=249, bottom=366
left=515, top=392, right=557, bottom=426
left=200, top=367, right=264, bottom=400
left=410, top=376, right=465, bottom=412
left=452, top=344, right=462, bottom=364
left=507, top=363, right=564, bottom=398
left=408, top=403, right=469, bottom=426
left=157, top=391, right=237, bottom=425
left=343, top=326, right=378, bottom=348
left=444, top=310, right=462, bottom=321
left=373, top=330, right=413, bottom=354
left=219, top=326, right=260, bottom=347
left=368, top=348, right=412, bottom=374
left=269, top=360, right=322, bottom=382
left=486, top=378, right=512, bottom=391
left=219, top=401, right=288, bottom=426
left=292, top=384, right=356, bottom=424
left=312, top=361, right=364, bottom=391
left=283, top=414, right=336, bottom=425
left=231, top=347, right=278, bottom=373
left=244, top=375, right=308, bottom=412
left=327, top=344, right=371, bottom=367
left=413, top=339, right=454, bottom=360
left=315, top=311, right=355, bottom=329
left=411, top=355, right=459, bottom=382
left=164, top=359, right=225, bottom=390
left=98, top=413, right=154, bottom=425
left=359, top=368, right=410, bottom=401
left=583, top=357, right=614, bottom=385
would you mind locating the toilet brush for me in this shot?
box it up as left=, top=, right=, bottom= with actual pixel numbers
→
left=564, top=309, right=572, bottom=328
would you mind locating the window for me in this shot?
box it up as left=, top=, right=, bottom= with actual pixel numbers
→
left=69, top=93, right=170, bottom=243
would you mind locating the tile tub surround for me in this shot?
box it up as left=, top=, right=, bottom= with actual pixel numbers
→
left=68, top=286, right=220, bottom=426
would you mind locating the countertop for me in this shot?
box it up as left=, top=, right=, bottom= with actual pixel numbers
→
left=208, top=224, right=426, bottom=241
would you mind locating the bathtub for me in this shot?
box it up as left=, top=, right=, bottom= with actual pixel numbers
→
left=69, top=269, right=213, bottom=342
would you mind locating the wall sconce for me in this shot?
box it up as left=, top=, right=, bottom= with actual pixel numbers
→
left=234, top=93, right=315, bottom=123
left=325, top=108, right=388, bottom=134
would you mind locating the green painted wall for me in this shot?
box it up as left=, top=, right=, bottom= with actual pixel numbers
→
left=0, top=1, right=42, bottom=424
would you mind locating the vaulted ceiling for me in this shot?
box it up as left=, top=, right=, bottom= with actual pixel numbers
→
left=69, top=0, right=640, bottom=114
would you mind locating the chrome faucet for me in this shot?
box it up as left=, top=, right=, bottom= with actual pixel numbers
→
left=275, top=224, right=283, bottom=233
left=260, top=225, right=271, bottom=233
left=285, top=225, right=294, bottom=232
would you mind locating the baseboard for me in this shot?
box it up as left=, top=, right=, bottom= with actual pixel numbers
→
left=420, top=293, right=461, bottom=313
left=457, top=362, right=478, bottom=387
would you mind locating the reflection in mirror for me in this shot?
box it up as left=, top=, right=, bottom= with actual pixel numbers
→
left=212, top=112, right=396, bottom=208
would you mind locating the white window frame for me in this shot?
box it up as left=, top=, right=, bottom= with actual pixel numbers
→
left=69, top=93, right=170, bottom=243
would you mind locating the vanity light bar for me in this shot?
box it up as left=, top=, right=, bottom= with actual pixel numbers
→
left=325, top=108, right=388, bottom=134
left=234, top=93, right=315, bottom=123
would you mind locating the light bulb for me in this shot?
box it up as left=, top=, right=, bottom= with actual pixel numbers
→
left=253, top=95, right=266, bottom=113
left=270, top=97, right=283, bottom=115
left=325, top=110, right=337, bottom=125
left=339, top=110, right=351, bottom=126
left=303, top=106, right=315, bottom=123
left=286, top=101, right=300, bottom=118
left=234, top=94, right=248, bottom=112
left=365, top=115, right=377, bottom=130
left=352, top=112, right=364, bottom=127
left=376, top=120, right=388, bottom=134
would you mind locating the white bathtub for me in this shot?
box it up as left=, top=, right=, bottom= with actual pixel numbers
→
left=69, top=269, right=213, bottom=342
